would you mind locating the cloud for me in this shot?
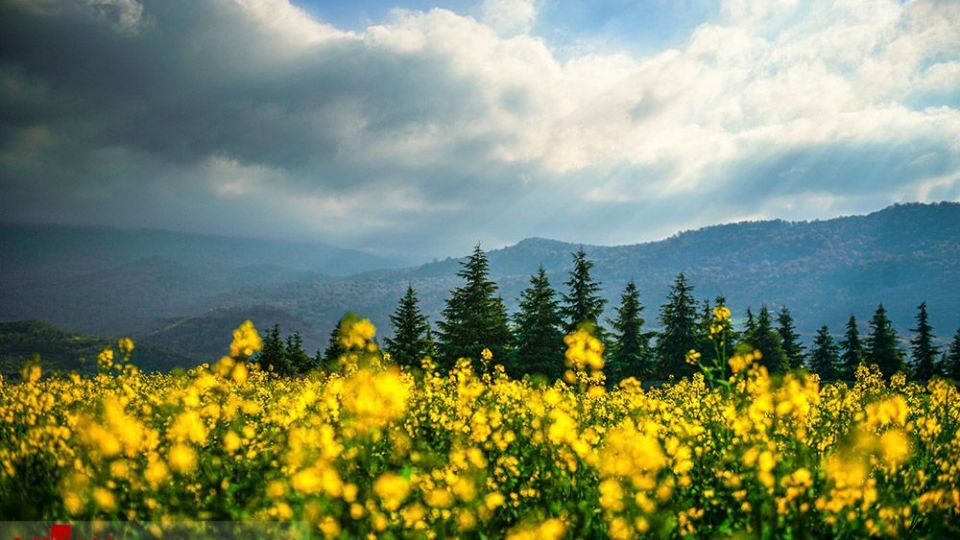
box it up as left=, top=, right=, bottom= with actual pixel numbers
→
left=0, top=0, right=958, bottom=259
left=479, top=0, right=537, bottom=35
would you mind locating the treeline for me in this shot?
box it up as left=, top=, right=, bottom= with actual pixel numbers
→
left=257, top=245, right=960, bottom=384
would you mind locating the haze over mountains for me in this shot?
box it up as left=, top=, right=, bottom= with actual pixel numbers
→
left=2, top=202, right=959, bottom=369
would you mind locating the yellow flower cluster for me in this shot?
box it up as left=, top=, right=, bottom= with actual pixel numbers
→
left=230, top=319, right=263, bottom=358
left=1, top=313, right=959, bottom=538
left=562, top=326, right=605, bottom=385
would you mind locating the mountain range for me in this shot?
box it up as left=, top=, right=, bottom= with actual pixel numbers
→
left=1, top=202, right=959, bottom=371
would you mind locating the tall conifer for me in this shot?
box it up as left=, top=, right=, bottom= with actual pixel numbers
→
left=809, top=325, right=840, bottom=380
left=839, top=315, right=864, bottom=380
left=655, top=273, right=699, bottom=378
left=777, top=306, right=805, bottom=369
left=754, top=306, right=789, bottom=373
left=910, top=301, right=939, bottom=381
left=607, top=279, right=651, bottom=382
left=561, top=247, right=606, bottom=335
left=385, top=285, right=434, bottom=369
left=514, top=267, right=564, bottom=380
left=867, top=304, right=904, bottom=378
left=436, top=244, right=512, bottom=370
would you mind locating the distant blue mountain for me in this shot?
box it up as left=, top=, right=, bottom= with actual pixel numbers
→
left=1, top=202, right=958, bottom=364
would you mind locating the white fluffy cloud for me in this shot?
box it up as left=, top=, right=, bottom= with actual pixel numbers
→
left=1, top=0, right=958, bottom=257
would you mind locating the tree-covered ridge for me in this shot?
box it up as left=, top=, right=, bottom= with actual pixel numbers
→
left=2, top=202, right=959, bottom=371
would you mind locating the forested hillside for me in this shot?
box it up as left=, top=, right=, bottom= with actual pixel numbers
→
left=2, top=203, right=958, bottom=362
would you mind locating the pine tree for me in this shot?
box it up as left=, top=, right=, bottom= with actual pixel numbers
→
left=561, top=247, right=606, bottom=335
left=809, top=325, right=840, bottom=380
left=385, top=285, right=434, bottom=369
left=839, top=315, right=864, bottom=380
left=743, top=308, right=757, bottom=344
left=436, top=244, right=513, bottom=370
left=910, top=301, right=940, bottom=381
left=754, top=306, right=789, bottom=374
left=655, top=273, right=699, bottom=378
left=257, top=324, right=290, bottom=375
left=285, top=331, right=312, bottom=374
left=866, top=304, right=904, bottom=379
left=607, top=279, right=651, bottom=383
left=323, top=322, right=344, bottom=365
left=777, top=306, right=805, bottom=369
left=947, top=328, right=960, bottom=381
left=513, top=267, right=564, bottom=380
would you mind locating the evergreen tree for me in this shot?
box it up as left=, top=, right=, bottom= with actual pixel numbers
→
left=946, top=327, right=960, bottom=381
left=607, top=279, right=651, bottom=383
left=561, top=247, right=606, bottom=335
left=513, top=267, right=564, bottom=380
left=809, top=325, right=840, bottom=380
left=777, top=306, right=805, bottom=369
left=910, top=301, right=940, bottom=381
left=743, top=308, right=757, bottom=344
left=323, top=322, right=344, bottom=365
left=866, top=304, right=904, bottom=378
left=257, top=324, right=290, bottom=375
left=655, top=273, right=699, bottom=378
left=436, top=244, right=513, bottom=370
left=839, top=315, right=864, bottom=380
left=385, top=285, right=434, bottom=369
left=285, top=331, right=312, bottom=374
left=753, top=306, right=789, bottom=374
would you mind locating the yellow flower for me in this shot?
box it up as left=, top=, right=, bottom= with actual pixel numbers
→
left=117, top=337, right=135, bottom=357
left=231, top=362, right=249, bottom=385
left=338, top=316, right=377, bottom=350
left=92, top=487, right=116, bottom=512
left=144, top=459, right=169, bottom=487
left=223, top=431, right=241, bottom=453
left=485, top=492, right=505, bottom=510
left=97, top=347, right=115, bottom=370
left=880, top=429, right=911, bottom=466
left=20, top=359, right=42, bottom=383
left=564, top=327, right=605, bottom=372
left=229, top=320, right=262, bottom=358
left=168, top=444, right=197, bottom=474
left=374, top=472, right=411, bottom=511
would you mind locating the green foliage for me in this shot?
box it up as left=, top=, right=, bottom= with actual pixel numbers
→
left=0, top=320, right=189, bottom=377
left=751, top=306, right=789, bottom=374
left=910, top=301, right=939, bottom=381
left=513, top=267, right=564, bottom=380
left=777, top=306, right=805, bottom=369
left=607, top=280, right=651, bottom=383
left=839, top=315, right=864, bottom=380
left=947, top=328, right=960, bottom=381
left=655, top=273, right=699, bottom=379
left=385, top=285, right=434, bottom=369
left=323, top=320, right=345, bottom=366
left=809, top=325, right=841, bottom=380
left=560, top=247, right=606, bottom=335
left=285, top=331, right=313, bottom=373
left=257, top=324, right=287, bottom=375
left=743, top=308, right=757, bottom=342
left=255, top=324, right=316, bottom=375
left=436, top=245, right=513, bottom=370
left=867, top=304, right=904, bottom=379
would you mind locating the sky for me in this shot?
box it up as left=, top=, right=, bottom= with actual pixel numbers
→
left=1, top=0, right=958, bottom=261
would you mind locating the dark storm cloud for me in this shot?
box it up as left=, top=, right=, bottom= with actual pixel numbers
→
left=1, top=0, right=958, bottom=259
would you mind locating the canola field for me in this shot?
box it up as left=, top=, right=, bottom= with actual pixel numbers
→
left=1, top=313, right=959, bottom=538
